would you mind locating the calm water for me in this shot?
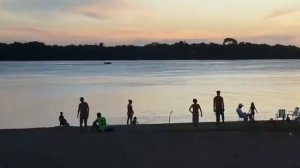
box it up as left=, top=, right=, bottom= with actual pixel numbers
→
left=0, top=60, right=300, bottom=129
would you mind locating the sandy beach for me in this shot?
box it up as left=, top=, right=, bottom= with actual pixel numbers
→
left=1, top=121, right=300, bottom=168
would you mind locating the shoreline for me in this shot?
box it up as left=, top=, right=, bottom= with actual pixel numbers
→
left=1, top=120, right=299, bottom=132
left=1, top=121, right=300, bottom=168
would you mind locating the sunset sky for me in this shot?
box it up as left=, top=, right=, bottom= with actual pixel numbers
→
left=0, top=0, right=300, bottom=46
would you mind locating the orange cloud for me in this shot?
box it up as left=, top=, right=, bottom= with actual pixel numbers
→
left=71, top=0, right=126, bottom=19
left=0, top=27, right=49, bottom=35
left=266, top=7, right=300, bottom=18
left=0, top=26, right=80, bottom=44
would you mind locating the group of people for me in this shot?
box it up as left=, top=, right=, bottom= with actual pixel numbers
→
left=188, top=90, right=225, bottom=128
left=127, top=99, right=139, bottom=125
left=59, top=97, right=111, bottom=132
left=76, top=97, right=113, bottom=132
left=188, top=90, right=258, bottom=128
left=59, top=91, right=258, bottom=131
left=59, top=97, right=139, bottom=132
left=236, top=102, right=258, bottom=122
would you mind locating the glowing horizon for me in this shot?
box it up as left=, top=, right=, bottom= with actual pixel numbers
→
left=0, top=0, right=300, bottom=46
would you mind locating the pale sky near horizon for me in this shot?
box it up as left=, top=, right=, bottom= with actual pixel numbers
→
left=0, top=0, right=300, bottom=46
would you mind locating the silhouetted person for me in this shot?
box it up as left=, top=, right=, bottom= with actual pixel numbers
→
left=127, top=100, right=134, bottom=125
left=133, top=117, right=139, bottom=125
left=286, top=114, right=291, bottom=122
left=77, top=97, right=89, bottom=128
left=248, top=102, right=258, bottom=121
left=92, top=112, right=113, bottom=132
left=213, top=91, right=225, bottom=125
left=59, top=112, right=69, bottom=127
left=236, top=104, right=249, bottom=121
left=189, top=99, right=203, bottom=128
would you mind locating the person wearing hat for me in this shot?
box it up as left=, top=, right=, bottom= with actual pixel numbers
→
left=236, top=103, right=249, bottom=121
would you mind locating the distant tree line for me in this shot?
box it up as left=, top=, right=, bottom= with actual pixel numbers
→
left=1, top=38, right=300, bottom=60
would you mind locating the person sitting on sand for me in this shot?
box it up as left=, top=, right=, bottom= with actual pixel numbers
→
left=236, top=104, right=249, bottom=121
left=248, top=102, right=258, bottom=122
left=59, top=112, right=69, bottom=127
left=92, top=112, right=113, bottom=132
left=189, top=99, right=203, bottom=128
left=133, top=117, right=139, bottom=125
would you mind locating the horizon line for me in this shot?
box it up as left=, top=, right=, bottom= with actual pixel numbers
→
left=1, top=39, right=299, bottom=48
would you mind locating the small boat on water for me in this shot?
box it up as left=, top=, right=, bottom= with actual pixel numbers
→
left=104, top=62, right=112, bottom=64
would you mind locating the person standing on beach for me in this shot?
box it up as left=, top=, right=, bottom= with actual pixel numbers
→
left=248, top=102, right=258, bottom=121
left=127, top=100, right=134, bottom=125
left=189, top=99, right=203, bottom=128
left=213, top=91, right=225, bottom=125
left=77, top=97, right=89, bottom=128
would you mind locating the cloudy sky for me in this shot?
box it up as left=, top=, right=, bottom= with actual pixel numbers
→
left=0, top=0, right=300, bottom=46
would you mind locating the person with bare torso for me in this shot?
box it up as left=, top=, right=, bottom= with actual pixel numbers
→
left=213, top=91, right=224, bottom=126
left=77, top=97, right=89, bottom=128
left=189, top=99, right=203, bottom=128
left=127, top=100, right=134, bottom=125
left=248, top=102, right=258, bottom=121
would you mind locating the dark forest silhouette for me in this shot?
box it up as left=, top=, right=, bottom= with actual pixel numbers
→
left=1, top=38, right=300, bottom=60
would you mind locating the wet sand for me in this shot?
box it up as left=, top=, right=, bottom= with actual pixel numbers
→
left=1, top=121, right=300, bottom=168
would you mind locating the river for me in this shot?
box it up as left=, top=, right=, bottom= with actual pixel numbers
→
left=0, top=60, right=299, bottom=128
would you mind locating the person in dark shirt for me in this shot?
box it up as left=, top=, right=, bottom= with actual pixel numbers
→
left=127, top=100, right=134, bottom=125
left=213, top=90, right=225, bottom=126
left=59, top=112, right=69, bottom=127
left=189, top=99, right=203, bottom=128
left=77, top=97, right=89, bottom=128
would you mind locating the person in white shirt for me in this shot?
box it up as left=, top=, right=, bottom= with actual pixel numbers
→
left=236, top=103, right=249, bottom=121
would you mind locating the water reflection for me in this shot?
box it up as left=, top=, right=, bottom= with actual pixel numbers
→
left=0, top=60, right=300, bottom=128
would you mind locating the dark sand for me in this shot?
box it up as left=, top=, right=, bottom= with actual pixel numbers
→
left=1, top=121, right=300, bottom=168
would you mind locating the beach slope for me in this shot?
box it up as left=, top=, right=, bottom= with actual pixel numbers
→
left=1, top=121, right=300, bottom=168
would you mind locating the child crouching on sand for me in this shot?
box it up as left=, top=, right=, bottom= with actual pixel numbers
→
left=59, top=112, right=70, bottom=127
left=133, top=117, right=139, bottom=125
left=91, top=112, right=113, bottom=132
